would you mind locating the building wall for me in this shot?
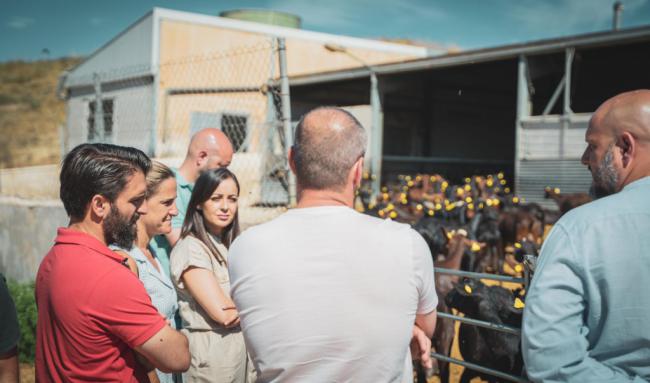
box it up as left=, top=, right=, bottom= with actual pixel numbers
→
left=65, top=82, right=154, bottom=154
left=66, top=13, right=154, bottom=86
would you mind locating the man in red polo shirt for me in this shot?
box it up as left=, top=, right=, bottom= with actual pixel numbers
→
left=36, top=143, right=190, bottom=382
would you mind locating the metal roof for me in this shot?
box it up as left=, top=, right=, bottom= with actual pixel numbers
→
left=289, top=24, right=650, bottom=87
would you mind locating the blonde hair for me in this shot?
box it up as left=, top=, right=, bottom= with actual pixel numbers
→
left=146, top=161, right=175, bottom=197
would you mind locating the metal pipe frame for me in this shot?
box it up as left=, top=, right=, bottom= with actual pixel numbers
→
left=434, top=267, right=526, bottom=284
left=561, top=48, right=575, bottom=159
left=542, top=75, right=566, bottom=116
left=277, top=38, right=296, bottom=206
left=437, top=312, right=521, bottom=336
left=430, top=352, right=530, bottom=383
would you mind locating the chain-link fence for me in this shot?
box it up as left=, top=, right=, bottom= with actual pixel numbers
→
left=62, top=38, right=293, bottom=227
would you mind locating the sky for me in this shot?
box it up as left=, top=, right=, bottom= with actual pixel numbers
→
left=2, top=0, right=650, bottom=62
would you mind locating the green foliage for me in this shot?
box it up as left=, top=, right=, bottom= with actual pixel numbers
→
left=7, top=280, right=37, bottom=364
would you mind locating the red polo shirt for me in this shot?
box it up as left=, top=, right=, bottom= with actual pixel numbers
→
left=35, top=228, right=166, bottom=382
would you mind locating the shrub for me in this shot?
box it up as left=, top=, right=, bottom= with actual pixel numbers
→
left=7, top=280, right=37, bottom=364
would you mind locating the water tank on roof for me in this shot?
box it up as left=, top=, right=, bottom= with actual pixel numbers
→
left=219, top=9, right=301, bottom=29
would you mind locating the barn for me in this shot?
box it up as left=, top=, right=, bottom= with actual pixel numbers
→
left=289, top=25, right=650, bottom=207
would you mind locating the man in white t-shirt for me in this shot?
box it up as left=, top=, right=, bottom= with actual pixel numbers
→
left=229, top=106, right=438, bottom=382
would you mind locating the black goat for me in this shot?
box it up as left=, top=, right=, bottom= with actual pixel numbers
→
left=445, top=279, right=524, bottom=383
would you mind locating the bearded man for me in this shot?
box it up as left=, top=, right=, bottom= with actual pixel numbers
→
left=35, top=143, right=190, bottom=382
left=522, top=90, right=650, bottom=382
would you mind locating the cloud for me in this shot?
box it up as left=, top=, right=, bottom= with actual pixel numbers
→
left=508, top=0, right=648, bottom=35
left=7, top=16, right=35, bottom=29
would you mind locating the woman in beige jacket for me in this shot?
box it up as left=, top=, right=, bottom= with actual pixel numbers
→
left=171, top=168, right=253, bottom=383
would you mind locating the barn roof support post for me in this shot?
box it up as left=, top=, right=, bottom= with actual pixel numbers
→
left=561, top=48, right=575, bottom=159
left=370, top=72, right=384, bottom=199
left=515, top=55, right=531, bottom=193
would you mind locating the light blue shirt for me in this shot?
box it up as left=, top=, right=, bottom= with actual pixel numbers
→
left=110, top=244, right=180, bottom=383
left=522, top=176, right=650, bottom=383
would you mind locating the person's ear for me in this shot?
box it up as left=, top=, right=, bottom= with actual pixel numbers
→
left=288, top=146, right=297, bottom=175
left=353, top=157, right=364, bottom=189
left=90, top=194, right=110, bottom=219
left=196, top=150, right=208, bottom=167
left=619, top=132, right=635, bottom=168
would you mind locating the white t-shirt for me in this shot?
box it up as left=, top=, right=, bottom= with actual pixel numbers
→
left=229, top=206, right=437, bottom=383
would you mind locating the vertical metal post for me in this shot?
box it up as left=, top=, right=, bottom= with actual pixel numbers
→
left=277, top=38, right=296, bottom=206
left=561, top=48, right=575, bottom=159
left=370, top=72, right=384, bottom=199
left=93, top=73, right=104, bottom=142
left=514, top=55, right=531, bottom=193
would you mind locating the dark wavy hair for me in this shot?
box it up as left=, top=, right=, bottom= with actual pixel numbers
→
left=180, top=168, right=240, bottom=265
left=60, top=143, right=151, bottom=220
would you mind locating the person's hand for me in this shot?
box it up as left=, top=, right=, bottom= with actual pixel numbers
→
left=223, top=306, right=240, bottom=328
left=410, top=325, right=432, bottom=369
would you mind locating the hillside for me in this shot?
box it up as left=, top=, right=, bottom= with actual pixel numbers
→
left=0, top=57, right=82, bottom=168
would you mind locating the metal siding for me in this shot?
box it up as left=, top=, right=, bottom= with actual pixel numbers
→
left=520, top=117, right=589, bottom=160
left=516, top=159, right=592, bottom=209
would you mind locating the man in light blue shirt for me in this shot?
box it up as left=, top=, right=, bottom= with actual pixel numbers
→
left=151, top=128, right=233, bottom=277
left=522, top=90, right=650, bottom=382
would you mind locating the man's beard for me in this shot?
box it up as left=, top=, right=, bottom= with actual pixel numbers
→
left=103, top=206, right=139, bottom=249
left=589, top=146, right=619, bottom=199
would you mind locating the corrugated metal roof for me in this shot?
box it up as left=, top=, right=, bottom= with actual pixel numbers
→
left=289, top=24, right=650, bottom=86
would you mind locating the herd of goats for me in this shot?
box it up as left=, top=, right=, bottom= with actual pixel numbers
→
left=355, top=172, right=592, bottom=383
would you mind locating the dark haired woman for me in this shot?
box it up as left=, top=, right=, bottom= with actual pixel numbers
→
left=170, top=168, right=252, bottom=382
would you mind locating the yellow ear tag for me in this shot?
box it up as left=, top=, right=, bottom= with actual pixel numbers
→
left=515, top=264, right=523, bottom=273
left=378, top=210, right=385, bottom=217
left=554, top=187, right=561, bottom=194
left=435, top=203, right=442, bottom=210
left=504, top=187, right=511, bottom=194
left=386, top=203, right=395, bottom=211
left=497, top=172, right=504, bottom=179
left=428, top=209, right=434, bottom=216
left=464, top=184, right=472, bottom=192
left=514, top=242, right=522, bottom=249
left=407, top=180, right=414, bottom=187
left=464, top=285, right=473, bottom=294
left=389, top=211, right=398, bottom=219
left=465, top=197, right=473, bottom=203
left=512, top=196, right=519, bottom=203
left=471, top=242, right=481, bottom=252
left=500, top=179, right=507, bottom=185
left=514, top=297, right=525, bottom=309
left=486, top=180, right=494, bottom=187
left=416, top=204, right=423, bottom=211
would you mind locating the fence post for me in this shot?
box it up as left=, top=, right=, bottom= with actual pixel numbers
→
left=93, top=72, right=104, bottom=143
left=277, top=38, right=296, bottom=206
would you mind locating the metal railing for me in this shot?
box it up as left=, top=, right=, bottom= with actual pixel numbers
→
left=432, top=266, right=532, bottom=383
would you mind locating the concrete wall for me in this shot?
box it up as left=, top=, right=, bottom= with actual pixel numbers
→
left=0, top=197, right=68, bottom=282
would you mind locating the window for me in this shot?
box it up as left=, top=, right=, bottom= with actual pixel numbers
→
left=221, top=114, right=248, bottom=152
left=87, top=99, right=113, bottom=142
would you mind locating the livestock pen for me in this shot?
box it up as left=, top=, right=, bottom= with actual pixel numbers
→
left=430, top=267, right=532, bottom=383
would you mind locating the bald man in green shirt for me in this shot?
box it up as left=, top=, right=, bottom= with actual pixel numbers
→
left=151, top=128, right=234, bottom=277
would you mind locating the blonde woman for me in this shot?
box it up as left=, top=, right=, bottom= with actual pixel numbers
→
left=171, top=168, right=253, bottom=382
left=112, top=161, right=181, bottom=383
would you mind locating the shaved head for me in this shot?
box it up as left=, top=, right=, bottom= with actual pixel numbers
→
left=583, top=89, right=650, bottom=197
left=592, top=89, right=650, bottom=143
left=187, top=128, right=234, bottom=171
left=293, top=107, right=367, bottom=191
